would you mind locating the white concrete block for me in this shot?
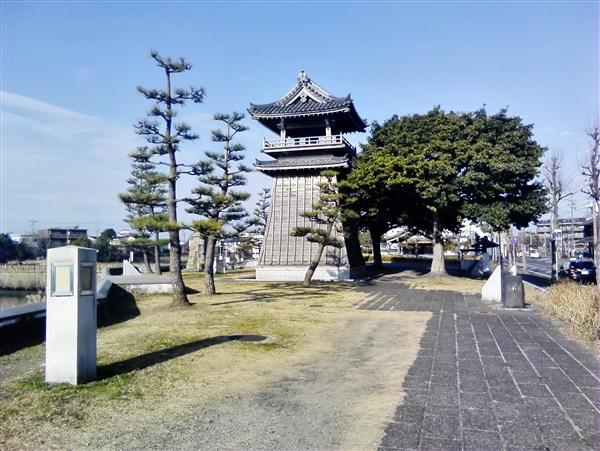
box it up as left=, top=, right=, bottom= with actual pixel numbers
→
left=122, top=259, right=141, bottom=276
left=45, top=246, right=97, bottom=385
left=256, top=265, right=350, bottom=282
left=481, top=265, right=502, bottom=303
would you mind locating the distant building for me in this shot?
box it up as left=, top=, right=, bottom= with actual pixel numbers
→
left=535, top=217, right=589, bottom=256
left=111, top=229, right=137, bottom=246
left=10, top=233, right=40, bottom=248
left=38, top=228, right=88, bottom=249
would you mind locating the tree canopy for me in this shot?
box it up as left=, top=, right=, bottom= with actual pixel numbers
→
left=186, top=112, right=255, bottom=295
left=350, top=107, right=546, bottom=275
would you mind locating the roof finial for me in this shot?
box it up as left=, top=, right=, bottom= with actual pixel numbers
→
left=298, top=70, right=308, bottom=82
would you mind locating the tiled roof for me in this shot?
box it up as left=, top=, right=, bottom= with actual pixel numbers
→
left=248, top=71, right=366, bottom=132
left=255, top=156, right=349, bottom=171
left=249, top=97, right=352, bottom=117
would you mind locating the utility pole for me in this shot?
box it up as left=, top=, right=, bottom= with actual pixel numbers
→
left=521, top=232, right=527, bottom=274
left=29, top=219, right=37, bottom=235
left=551, top=235, right=557, bottom=283
left=569, top=198, right=576, bottom=257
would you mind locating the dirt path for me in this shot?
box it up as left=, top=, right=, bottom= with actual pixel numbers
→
left=65, top=311, right=430, bottom=450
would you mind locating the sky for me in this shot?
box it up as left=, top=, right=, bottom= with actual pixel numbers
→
left=1, top=1, right=598, bottom=239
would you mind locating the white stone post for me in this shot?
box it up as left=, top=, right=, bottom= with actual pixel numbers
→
left=45, top=246, right=97, bottom=385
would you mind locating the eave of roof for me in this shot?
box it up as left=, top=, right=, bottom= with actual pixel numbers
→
left=254, top=156, right=349, bottom=172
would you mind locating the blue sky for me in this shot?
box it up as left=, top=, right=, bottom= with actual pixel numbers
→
left=1, top=1, right=598, bottom=237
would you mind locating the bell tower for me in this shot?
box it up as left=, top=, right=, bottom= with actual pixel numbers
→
left=249, top=72, right=366, bottom=281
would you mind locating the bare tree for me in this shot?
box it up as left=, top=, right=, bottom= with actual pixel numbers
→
left=543, top=151, right=573, bottom=232
left=582, top=126, right=600, bottom=284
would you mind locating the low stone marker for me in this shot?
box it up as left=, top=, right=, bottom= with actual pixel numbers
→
left=481, top=265, right=502, bottom=302
left=45, top=246, right=97, bottom=385
left=502, top=273, right=525, bottom=308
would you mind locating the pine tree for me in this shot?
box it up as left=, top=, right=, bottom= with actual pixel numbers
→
left=186, top=112, right=255, bottom=295
left=119, top=147, right=168, bottom=273
left=291, top=170, right=346, bottom=287
left=135, top=50, right=205, bottom=305
left=252, top=187, right=271, bottom=255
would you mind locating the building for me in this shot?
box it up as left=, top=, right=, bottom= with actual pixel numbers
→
left=38, top=228, right=88, bottom=249
left=250, top=71, right=366, bottom=281
left=10, top=233, right=40, bottom=248
left=535, top=217, right=589, bottom=256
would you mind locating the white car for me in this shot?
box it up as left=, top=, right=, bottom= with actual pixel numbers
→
left=530, top=249, right=540, bottom=258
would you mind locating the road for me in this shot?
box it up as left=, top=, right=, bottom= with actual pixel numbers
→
left=514, top=256, right=555, bottom=289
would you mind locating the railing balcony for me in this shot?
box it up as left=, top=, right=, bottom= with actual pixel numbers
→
left=262, top=134, right=355, bottom=153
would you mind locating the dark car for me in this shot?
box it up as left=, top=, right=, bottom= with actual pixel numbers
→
left=559, top=259, right=597, bottom=283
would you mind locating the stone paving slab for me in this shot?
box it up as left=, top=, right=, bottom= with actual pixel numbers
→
left=357, top=275, right=599, bottom=451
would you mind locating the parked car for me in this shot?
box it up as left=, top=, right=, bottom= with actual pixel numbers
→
left=558, top=259, right=597, bottom=283
left=529, top=249, right=540, bottom=258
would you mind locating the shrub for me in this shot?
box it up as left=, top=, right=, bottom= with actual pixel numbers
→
left=0, top=272, right=45, bottom=290
left=536, top=283, right=600, bottom=341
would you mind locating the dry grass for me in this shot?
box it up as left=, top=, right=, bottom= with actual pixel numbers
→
left=0, top=272, right=45, bottom=290
left=531, top=282, right=600, bottom=342
left=0, top=275, right=429, bottom=450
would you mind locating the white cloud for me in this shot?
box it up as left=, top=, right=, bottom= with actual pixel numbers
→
left=1, top=91, right=96, bottom=120
left=0, top=91, right=271, bottom=234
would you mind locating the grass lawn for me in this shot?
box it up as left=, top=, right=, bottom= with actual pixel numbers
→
left=0, top=274, right=367, bottom=449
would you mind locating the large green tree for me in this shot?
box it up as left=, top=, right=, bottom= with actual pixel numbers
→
left=135, top=51, right=205, bottom=305
left=186, top=112, right=255, bottom=295
left=354, top=107, right=546, bottom=276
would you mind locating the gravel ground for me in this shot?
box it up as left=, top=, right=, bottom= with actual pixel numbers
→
left=69, top=311, right=430, bottom=450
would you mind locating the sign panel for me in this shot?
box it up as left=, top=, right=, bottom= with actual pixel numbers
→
left=51, top=262, right=74, bottom=296
left=80, top=264, right=94, bottom=295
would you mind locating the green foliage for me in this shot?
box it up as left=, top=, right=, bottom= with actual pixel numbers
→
left=134, top=50, right=206, bottom=303
left=186, top=112, right=256, bottom=240
left=354, top=107, right=547, bottom=239
left=253, top=188, right=271, bottom=236
left=119, top=147, right=169, bottom=254
left=291, top=170, right=344, bottom=249
left=93, top=228, right=124, bottom=262
left=71, top=236, right=93, bottom=248
left=0, top=234, right=18, bottom=263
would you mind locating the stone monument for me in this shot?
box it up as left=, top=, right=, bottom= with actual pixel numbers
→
left=249, top=71, right=366, bottom=281
left=45, top=246, right=97, bottom=385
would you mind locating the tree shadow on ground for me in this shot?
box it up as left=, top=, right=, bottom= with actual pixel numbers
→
left=1, top=284, right=142, bottom=357
left=97, top=334, right=266, bottom=380
left=359, top=260, right=466, bottom=285
left=208, top=282, right=352, bottom=306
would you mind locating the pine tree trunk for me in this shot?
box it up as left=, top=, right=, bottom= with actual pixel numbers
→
left=143, top=249, right=152, bottom=273
left=204, top=236, right=217, bottom=295
left=304, top=243, right=325, bottom=287
left=164, top=69, right=189, bottom=307
left=154, top=237, right=162, bottom=275
left=343, top=221, right=365, bottom=268
left=369, top=222, right=383, bottom=269
left=429, top=210, right=447, bottom=277
left=342, top=217, right=365, bottom=278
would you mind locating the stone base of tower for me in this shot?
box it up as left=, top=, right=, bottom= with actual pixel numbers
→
left=255, top=265, right=350, bottom=282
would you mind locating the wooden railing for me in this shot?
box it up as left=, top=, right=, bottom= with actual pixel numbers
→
left=262, top=134, right=355, bottom=152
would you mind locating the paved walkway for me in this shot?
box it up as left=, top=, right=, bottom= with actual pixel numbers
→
left=357, top=274, right=600, bottom=450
